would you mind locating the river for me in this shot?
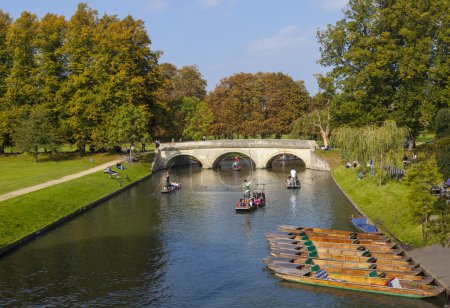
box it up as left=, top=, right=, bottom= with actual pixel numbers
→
left=0, top=158, right=442, bottom=307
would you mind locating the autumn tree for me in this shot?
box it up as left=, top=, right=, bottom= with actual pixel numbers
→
left=0, top=11, right=12, bottom=153
left=207, top=72, right=309, bottom=138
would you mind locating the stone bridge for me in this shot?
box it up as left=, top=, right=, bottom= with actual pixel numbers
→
left=152, top=139, right=329, bottom=171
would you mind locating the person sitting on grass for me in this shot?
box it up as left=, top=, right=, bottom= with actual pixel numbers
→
left=116, top=162, right=125, bottom=170
left=104, top=166, right=117, bottom=175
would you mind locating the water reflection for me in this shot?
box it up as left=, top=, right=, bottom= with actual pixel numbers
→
left=0, top=159, right=444, bottom=306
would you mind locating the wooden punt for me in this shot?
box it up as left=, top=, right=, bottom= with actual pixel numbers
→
left=277, top=225, right=385, bottom=240
left=161, top=184, right=181, bottom=194
left=235, top=202, right=258, bottom=212
left=262, top=257, right=423, bottom=276
left=269, top=244, right=412, bottom=264
left=267, top=231, right=391, bottom=245
left=273, top=267, right=443, bottom=298
left=263, top=258, right=429, bottom=282
left=269, top=251, right=416, bottom=272
left=266, top=234, right=398, bottom=252
left=278, top=229, right=390, bottom=242
left=265, top=263, right=433, bottom=286
left=351, top=216, right=378, bottom=233
left=267, top=232, right=397, bottom=248
left=268, top=241, right=407, bottom=260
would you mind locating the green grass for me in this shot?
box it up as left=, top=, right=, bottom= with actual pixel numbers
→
left=416, top=133, right=435, bottom=144
left=316, top=150, right=432, bottom=247
left=0, top=154, right=153, bottom=248
left=0, top=153, right=124, bottom=195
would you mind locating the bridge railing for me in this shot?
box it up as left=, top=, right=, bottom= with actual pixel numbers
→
left=159, top=139, right=317, bottom=150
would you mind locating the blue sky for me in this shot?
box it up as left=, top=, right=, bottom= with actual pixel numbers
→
left=0, top=0, right=347, bottom=95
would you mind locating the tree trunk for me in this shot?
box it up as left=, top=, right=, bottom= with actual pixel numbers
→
left=320, top=130, right=329, bottom=147
left=0, top=144, right=4, bottom=154
left=379, top=153, right=383, bottom=187
left=408, top=135, right=415, bottom=151
left=34, top=145, right=38, bottom=162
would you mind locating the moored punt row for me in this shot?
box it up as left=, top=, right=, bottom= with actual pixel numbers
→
left=262, top=258, right=427, bottom=282
left=263, top=226, right=444, bottom=298
left=277, top=225, right=385, bottom=240
left=272, top=267, right=443, bottom=298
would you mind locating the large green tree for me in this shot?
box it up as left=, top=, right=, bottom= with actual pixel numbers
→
left=318, top=0, right=449, bottom=146
left=0, top=11, right=12, bottom=153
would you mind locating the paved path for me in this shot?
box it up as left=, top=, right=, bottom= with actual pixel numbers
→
left=0, top=160, right=122, bottom=202
left=409, top=244, right=450, bottom=292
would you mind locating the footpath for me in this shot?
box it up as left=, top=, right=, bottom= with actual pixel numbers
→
left=0, top=159, right=122, bottom=202
left=409, top=244, right=450, bottom=294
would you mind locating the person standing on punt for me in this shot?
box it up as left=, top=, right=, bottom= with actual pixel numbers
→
left=242, top=179, right=251, bottom=198
left=290, top=168, right=297, bottom=186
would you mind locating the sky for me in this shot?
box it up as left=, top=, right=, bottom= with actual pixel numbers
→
left=0, top=0, right=347, bottom=95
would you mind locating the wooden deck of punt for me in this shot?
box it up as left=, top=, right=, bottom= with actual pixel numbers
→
left=269, top=244, right=412, bottom=264
left=265, top=264, right=433, bottom=286
left=266, top=234, right=398, bottom=252
left=268, top=242, right=407, bottom=260
left=269, top=251, right=417, bottom=273
left=279, top=229, right=390, bottom=242
left=262, top=257, right=423, bottom=276
left=272, top=267, right=444, bottom=298
left=277, top=225, right=385, bottom=240
left=262, top=258, right=429, bottom=282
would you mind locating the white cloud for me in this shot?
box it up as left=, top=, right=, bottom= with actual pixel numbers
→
left=312, top=0, right=347, bottom=11
left=247, top=26, right=315, bottom=54
left=142, top=0, right=169, bottom=11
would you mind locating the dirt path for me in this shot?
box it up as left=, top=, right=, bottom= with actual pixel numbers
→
left=0, top=160, right=122, bottom=202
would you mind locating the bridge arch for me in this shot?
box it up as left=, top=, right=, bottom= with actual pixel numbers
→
left=264, top=151, right=307, bottom=169
left=211, top=151, right=256, bottom=169
left=164, top=153, right=205, bottom=168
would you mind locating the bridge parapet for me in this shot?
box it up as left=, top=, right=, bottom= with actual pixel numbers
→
left=159, top=139, right=317, bottom=151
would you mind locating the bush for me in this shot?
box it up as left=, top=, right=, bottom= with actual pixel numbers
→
left=435, top=108, right=450, bottom=139
left=418, top=137, right=450, bottom=178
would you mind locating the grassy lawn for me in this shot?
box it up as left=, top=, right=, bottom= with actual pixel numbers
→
left=316, top=150, right=430, bottom=247
left=0, top=154, right=153, bottom=248
left=0, top=153, right=123, bottom=195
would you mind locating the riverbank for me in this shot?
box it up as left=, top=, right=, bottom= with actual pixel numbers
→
left=0, top=153, right=153, bottom=254
left=316, top=149, right=450, bottom=298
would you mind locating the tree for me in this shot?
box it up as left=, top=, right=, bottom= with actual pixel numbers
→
left=12, top=107, right=58, bottom=162
left=207, top=72, right=309, bottom=138
left=182, top=100, right=213, bottom=140
left=317, top=0, right=450, bottom=147
left=156, top=63, right=207, bottom=139
left=108, top=103, right=149, bottom=151
left=332, top=121, right=408, bottom=185
left=403, top=156, right=443, bottom=240
left=0, top=11, right=12, bottom=153
left=435, top=108, right=450, bottom=139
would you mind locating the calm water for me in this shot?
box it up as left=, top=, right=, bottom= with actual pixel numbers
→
left=0, top=159, right=443, bottom=307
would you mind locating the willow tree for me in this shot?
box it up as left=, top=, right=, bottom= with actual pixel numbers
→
left=332, top=121, right=408, bottom=185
